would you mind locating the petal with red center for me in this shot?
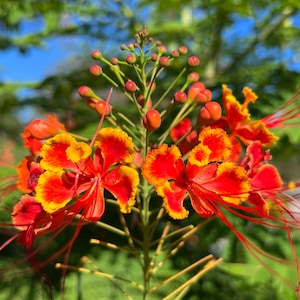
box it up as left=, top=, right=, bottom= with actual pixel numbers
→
left=142, top=144, right=184, bottom=186
left=103, top=166, right=139, bottom=213
left=251, top=164, right=282, bottom=193
left=12, top=195, right=43, bottom=230
left=40, top=133, right=78, bottom=172
left=188, top=143, right=211, bottom=167
left=95, top=128, right=135, bottom=172
left=201, top=162, right=250, bottom=205
left=198, top=127, right=233, bottom=162
left=35, top=171, right=75, bottom=213
left=235, top=120, right=279, bottom=146
left=156, top=181, right=188, bottom=219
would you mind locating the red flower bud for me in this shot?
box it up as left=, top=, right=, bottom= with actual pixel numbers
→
left=95, top=100, right=111, bottom=116
left=179, top=46, right=188, bottom=55
left=195, top=89, right=212, bottom=104
left=138, top=95, right=152, bottom=109
left=158, top=45, right=167, bottom=54
left=159, top=56, right=169, bottom=67
left=126, top=54, right=136, bottom=64
left=198, top=101, right=222, bottom=125
left=27, top=119, right=64, bottom=140
left=151, top=53, right=158, bottom=62
left=171, top=50, right=180, bottom=58
left=91, top=50, right=102, bottom=60
left=187, top=56, right=200, bottom=67
left=143, top=109, right=161, bottom=131
left=89, top=65, right=102, bottom=76
left=110, top=57, right=118, bottom=65
left=125, top=80, right=137, bottom=93
left=85, top=97, right=99, bottom=109
left=78, top=86, right=100, bottom=99
left=120, top=44, right=127, bottom=50
left=187, top=82, right=205, bottom=101
left=187, top=72, right=200, bottom=83
left=174, top=91, right=187, bottom=104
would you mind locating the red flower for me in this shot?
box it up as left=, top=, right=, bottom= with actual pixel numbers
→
left=143, top=127, right=250, bottom=219
left=35, top=127, right=139, bottom=221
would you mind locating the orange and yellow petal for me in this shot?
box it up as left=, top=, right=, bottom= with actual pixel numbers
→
left=235, top=120, right=279, bottom=146
left=202, top=162, right=250, bottom=205
left=188, top=143, right=211, bottom=167
left=157, top=181, right=189, bottom=219
left=198, top=127, right=233, bottom=162
left=66, top=141, right=92, bottom=163
left=103, top=165, right=139, bottom=213
left=95, top=128, right=135, bottom=171
left=242, top=87, right=258, bottom=111
left=142, top=144, right=184, bottom=186
left=222, top=85, right=251, bottom=128
left=35, top=171, right=74, bottom=213
left=40, top=133, right=78, bottom=172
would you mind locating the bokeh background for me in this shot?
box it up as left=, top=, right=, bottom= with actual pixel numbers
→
left=1, top=1, right=300, bottom=299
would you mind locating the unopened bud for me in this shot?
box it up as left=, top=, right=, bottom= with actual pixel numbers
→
left=159, top=56, right=169, bottom=67
left=187, top=56, right=200, bottom=67
left=198, top=102, right=222, bottom=125
left=91, top=50, right=102, bottom=60
left=174, top=91, right=187, bottom=104
left=126, top=54, right=136, bottom=64
left=89, top=65, right=102, bottom=76
left=125, top=80, right=137, bottom=93
left=78, top=86, right=100, bottom=99
left=95, top=100, right=112, bottom=116
left=110, top=57, right=118, bottom=65
left=187, top=72, right=200, bottom=83
left=179, top=46, right=188, bottom=55
left=143, top=109, right=161, bottom=131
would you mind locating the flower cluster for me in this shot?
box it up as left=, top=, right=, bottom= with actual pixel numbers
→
left=1, top=28, right=300, bottom=298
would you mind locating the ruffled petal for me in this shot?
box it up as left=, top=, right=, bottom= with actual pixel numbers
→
left=235, top=120, right=279, bottom=146
left=95, top=128, right=135, bottom=172
left=201, top=162, right=250, bottom=205
left=103, top=166, right=139, bottom=213
left=188, top=143, right=211, bottom=167
left=198, top=127, right=233, bottom=162
left=156, top=181, right=188, bottom=219
left=142, top=144, right=184, bottom=186
left=188, top=188, right=215, bottom=218
left=35, top=171, right=75, bottom=213
left=222, top=84, right=250, bottom=129
left=40, top=133, right=78, bottom=172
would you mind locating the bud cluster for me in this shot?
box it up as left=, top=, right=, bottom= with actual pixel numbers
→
left=78, top=28, right=221, bottom=149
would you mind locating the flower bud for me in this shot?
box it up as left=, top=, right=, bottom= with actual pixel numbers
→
left=89, top=65, right=102, bottom=76
left=138, top=95, right=152, bottom=109
left=28, top=119, right=64, bottom=140
left=120, top=44, right=127, bottom=50
left=174, top=91, right=187, bottom=104
left=187, top=72, right=200, bottom=83
left=171, top=50, right=180, bottom=58
left=78, top=86, right=100, bottom=99
left=110, top=57, right=118, bottom=65
left=187, top=82, right=205, bottom=101
left=151, top=53, right=158, bottom=62
left=125, top=80, right=137, bottom=93
left=187, top=56, right=200, bottom=67
left=179, top=46, right=188, bottom=55
left=91, top=50, right=102, bottom=60
left=126, top=54, right=136, bottom=64
left=158, top=45, right=167, bottom=54
left=195, top=89, right=212, bottom=104
left=198, top=101, right=222, bottom=125
left=159, top=56, right=169, bottom=67
left=143, top=109, right=161, bottom=131
left=95, top=100, right=112, bottom=116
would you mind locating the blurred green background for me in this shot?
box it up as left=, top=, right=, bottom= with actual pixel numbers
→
left=1, top=1, right=300, bottom=299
